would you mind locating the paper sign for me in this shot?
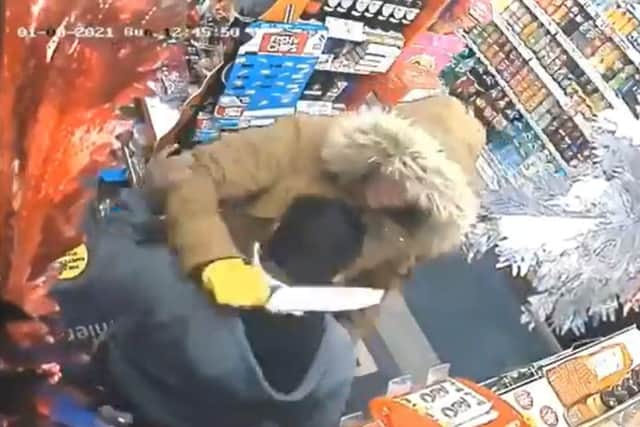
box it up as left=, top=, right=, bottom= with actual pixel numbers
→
left=394, top=379, right=494, bottom=425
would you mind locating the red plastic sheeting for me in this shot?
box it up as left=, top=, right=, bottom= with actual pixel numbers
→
left=0, top=0, right=187, bottom=345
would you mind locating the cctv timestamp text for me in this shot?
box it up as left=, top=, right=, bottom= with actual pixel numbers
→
left=17, top=26, right=115, bottom=39
left=122, top=26, right=240, bottom=40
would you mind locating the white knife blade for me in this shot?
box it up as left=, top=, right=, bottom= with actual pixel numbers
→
left=252, top=241, right=384, bottom=314
left=266, top=286, right=384, bottom=314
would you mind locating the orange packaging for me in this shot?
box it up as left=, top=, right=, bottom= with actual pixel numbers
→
left=260, top=0, right=312, bottom=22
left=369, top=378, right=530, bottom=427
left=368, top=32, right=466, bottom=105
left=345, top=0, right=451, bottom=108
left=546, top=343, right=632, bottom=407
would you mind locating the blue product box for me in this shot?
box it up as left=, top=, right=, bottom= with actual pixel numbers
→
left=215, top=21, right=328, bottom=130
left=98, top=167, right=128, bottom=184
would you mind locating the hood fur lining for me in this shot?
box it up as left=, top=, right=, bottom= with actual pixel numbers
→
left=321, top=110, right=479, bottom=235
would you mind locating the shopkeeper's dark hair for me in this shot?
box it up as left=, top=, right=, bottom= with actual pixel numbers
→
left=244, top=197, right=365, bottom=394
left=266, top=196, right=365, bottom=283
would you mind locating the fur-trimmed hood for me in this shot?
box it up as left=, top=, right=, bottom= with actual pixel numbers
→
left=166, top=93, right=485, bottom=285
left=320, top=103, right=483, bottom=258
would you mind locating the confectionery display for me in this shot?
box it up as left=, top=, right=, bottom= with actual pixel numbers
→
left=495, top=327, right=640, bottom=427
left=340, top=327, right=640, bottom=426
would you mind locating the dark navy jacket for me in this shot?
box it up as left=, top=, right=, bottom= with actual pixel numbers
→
left=52, top=190, right=355, bottom=427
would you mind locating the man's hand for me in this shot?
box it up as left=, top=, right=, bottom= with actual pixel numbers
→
left=36, top=363, right=62, bottom=384
left=201, top=258, right=270, bottom=307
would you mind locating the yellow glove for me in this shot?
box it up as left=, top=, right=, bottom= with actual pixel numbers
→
left=201, top=258, right=270, bottom=307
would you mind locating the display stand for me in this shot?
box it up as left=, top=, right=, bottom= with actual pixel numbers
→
left=343, top=326, right=640, bottom=427
left=345, top=0, right=453, bottom=107
left=153, top=62, right=225, bottom=155
left=142, top=0, right=318, bottom=159
left=369, top=377, right=526, bottom=427
left=463, top=0, right=640, bottom=170
left=214, top=21, right=328, bottom=129
left=137, top=0, right=458, bottom=146
left=462, top=33, right=570, bottom=172
left=496, top=326, right=640, bottom=427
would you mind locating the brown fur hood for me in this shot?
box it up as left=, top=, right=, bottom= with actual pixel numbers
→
left=320, top=102, right=483, bottom=259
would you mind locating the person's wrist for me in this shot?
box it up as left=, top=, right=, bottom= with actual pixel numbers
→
left=191, top=262, right=213, bottom=283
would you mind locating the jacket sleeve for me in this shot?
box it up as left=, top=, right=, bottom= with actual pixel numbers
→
left=166, top=117, right=300, bottom=273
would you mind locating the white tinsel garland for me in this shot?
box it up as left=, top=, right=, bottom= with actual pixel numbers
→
left=465, top=110, right=640, bottom=335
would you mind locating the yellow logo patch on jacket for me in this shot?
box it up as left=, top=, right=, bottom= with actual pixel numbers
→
left=56, top=243, right=89, bottom=280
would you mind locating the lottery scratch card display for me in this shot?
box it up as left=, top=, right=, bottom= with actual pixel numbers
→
left=215, top=21, right=328, bottom=130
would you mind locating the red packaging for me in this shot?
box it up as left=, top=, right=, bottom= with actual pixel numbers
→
left=370, top=32, right=466, bottom=105
left=0, top=0, right=187, bottom=345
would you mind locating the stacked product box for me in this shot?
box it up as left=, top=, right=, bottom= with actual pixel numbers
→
left=494, top=327, right=640, bottom=427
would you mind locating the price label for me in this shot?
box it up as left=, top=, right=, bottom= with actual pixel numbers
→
left=587, top=347, right=624, bottom=380
left=325, top=16, right=365, bottom=42
left=259, top=32, right=308, bottom=55
left=215, top=105, right=244, bottom=118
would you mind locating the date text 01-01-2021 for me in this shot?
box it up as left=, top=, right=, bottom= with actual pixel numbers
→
left=16, top=26, right=241, bottom=40
left=17, top=26, right=116, bottom=38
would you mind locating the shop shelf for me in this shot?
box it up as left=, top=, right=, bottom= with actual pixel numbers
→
left=519, top=0, right=635, bottom=117
left=345, top=0, right=454, bottom=107
left=463, top=34, right=570, bottom=172
left=575, top=0, right=640, bottom=69
left=492, top=14, right=594, bottom=141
